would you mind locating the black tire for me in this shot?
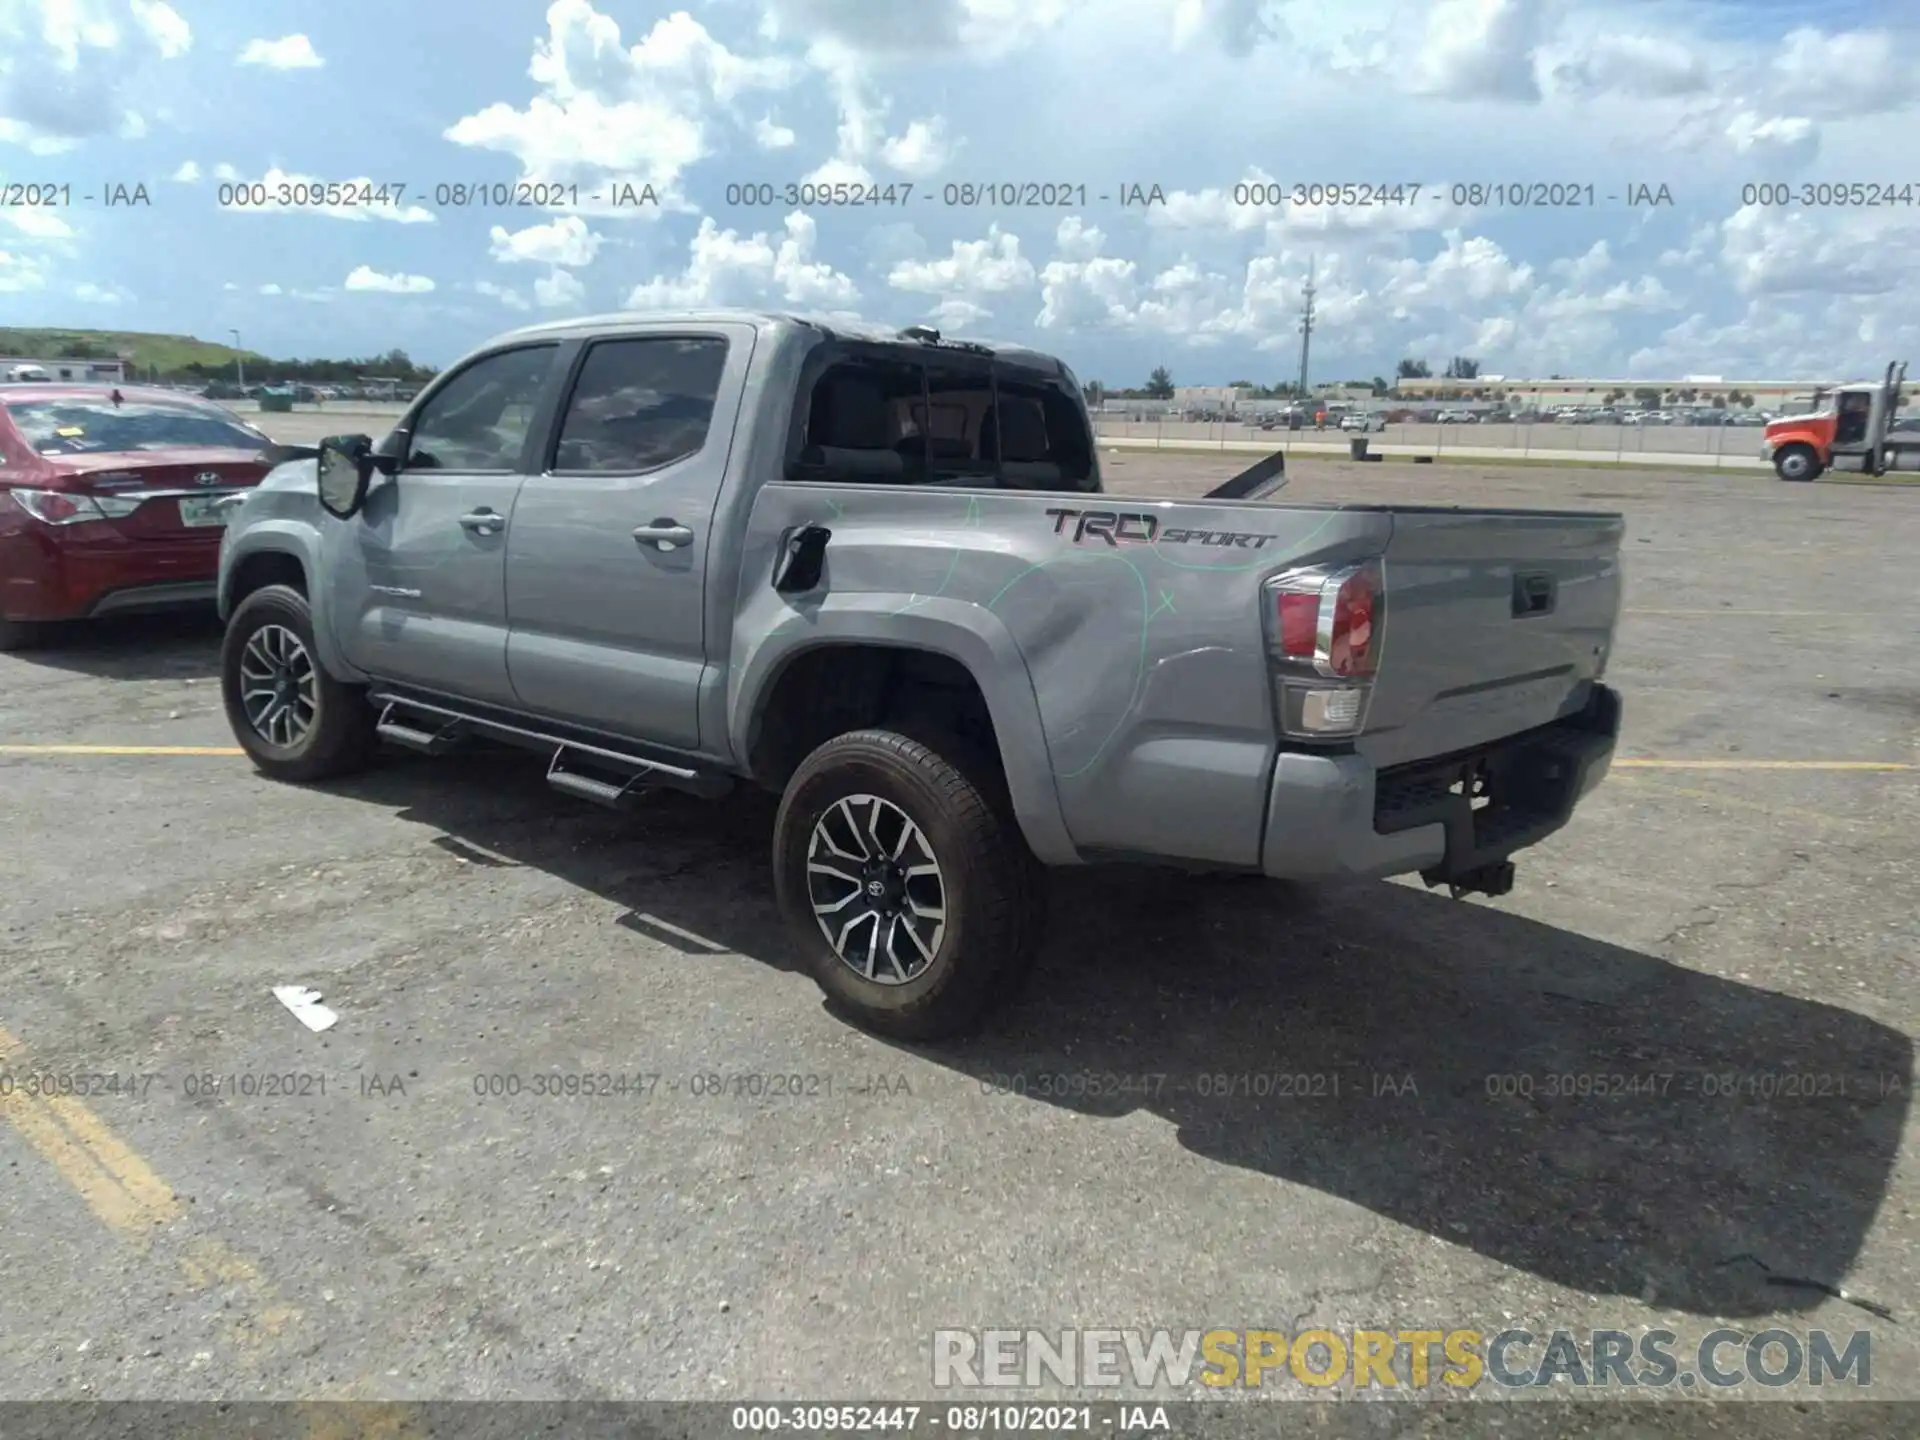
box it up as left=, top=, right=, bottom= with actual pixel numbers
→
left=773, top=728, right=1043, bottom=1040
left=221, top=584, right=376, bottom=782
left=1774, top=443, right=1821, bottom=482
left=0, top=614, right=47, bottom=652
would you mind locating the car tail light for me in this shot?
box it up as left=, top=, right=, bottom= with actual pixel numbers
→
left=9, top=488, right=133, bottom=525
left=1327, top=567, right=1378, bottom=677
left=1277, top=592, right=1318, bottom=657
left=1262, top=560, right=1384, bottom=738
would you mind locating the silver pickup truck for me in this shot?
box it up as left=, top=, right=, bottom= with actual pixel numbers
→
left=217, top=311, right=1623, bottom=1038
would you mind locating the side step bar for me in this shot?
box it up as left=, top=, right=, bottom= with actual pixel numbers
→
left=547, top=751, right=654, bottom=811
left=368, top=691, right=732, bottom=802
left=376, top=702, right=465, bottom=755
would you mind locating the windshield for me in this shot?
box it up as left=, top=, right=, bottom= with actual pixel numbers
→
left=5, top=397, right=272, bottom=455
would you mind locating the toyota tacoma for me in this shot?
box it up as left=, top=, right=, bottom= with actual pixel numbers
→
left=216, top=311, right=1624, bottom=1038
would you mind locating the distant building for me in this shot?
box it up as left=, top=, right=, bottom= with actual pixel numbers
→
left=1172, top=385, right=1254, bottom=411
left=0, top=355, right=129, bottom=383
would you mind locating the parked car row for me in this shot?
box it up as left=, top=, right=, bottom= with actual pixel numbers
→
left=199, top=382, right=422, bottom=404
left=1545, top=405, right=1769, bottom=427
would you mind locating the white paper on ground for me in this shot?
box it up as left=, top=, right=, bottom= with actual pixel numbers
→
left=272, top=984, right=339, bottom=1032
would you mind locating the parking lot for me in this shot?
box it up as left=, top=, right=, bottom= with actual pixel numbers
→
left=1, top=448, right=1915, bottom=1419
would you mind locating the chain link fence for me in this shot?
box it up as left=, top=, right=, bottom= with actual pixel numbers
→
left=1090, top=413, right=1767, bottom=467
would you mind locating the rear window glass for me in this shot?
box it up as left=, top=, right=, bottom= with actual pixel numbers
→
left=791, top=345, right=1098, bottom=492
left=6, top=398, right=271, bottom=455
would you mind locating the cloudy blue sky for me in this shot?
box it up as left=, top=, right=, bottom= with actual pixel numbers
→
left=2, top=0, right=1917, bottom=384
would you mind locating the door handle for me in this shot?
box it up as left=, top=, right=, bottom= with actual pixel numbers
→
left=459, top=509, right=505, bottom=535
left=633, top=520, right=694, bottom=551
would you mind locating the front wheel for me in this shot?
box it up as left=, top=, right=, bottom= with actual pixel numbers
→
left=221, top=584, right=376, bottom=782
left=773, top=729, right=1043, bottom=1040
left=1774, top=443, right=1822, bottom=482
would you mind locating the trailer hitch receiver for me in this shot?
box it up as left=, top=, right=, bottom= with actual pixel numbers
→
left=1423, top=859, right=1517, bottom=900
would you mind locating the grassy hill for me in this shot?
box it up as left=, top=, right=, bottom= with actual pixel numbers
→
left=0, top=327, right=258, bottom=375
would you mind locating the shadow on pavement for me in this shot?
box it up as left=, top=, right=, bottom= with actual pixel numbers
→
left=331, top=749, right=1911, bottom=1321
left=3, top=609, right=224, bottom=681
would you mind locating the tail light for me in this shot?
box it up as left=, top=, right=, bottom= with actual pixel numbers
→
left=8, top=488, right=142, bottom=525
left=1262, top=560, right=1384, bottom=738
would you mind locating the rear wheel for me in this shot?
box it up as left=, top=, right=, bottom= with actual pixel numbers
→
left=1774, top=443, right=1821, bottom=482
left=773, top=728, right=1043, bottom=1040
left=0, top=615, right=47, bottom=652
left=221, top=584, right=376, bottom=782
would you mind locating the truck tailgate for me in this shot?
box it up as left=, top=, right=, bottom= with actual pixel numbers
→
left=1361, top=509, right=1623, bottom=769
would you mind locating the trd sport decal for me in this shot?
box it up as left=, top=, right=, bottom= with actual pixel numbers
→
left=1044, top=507, right=1278, bottom=549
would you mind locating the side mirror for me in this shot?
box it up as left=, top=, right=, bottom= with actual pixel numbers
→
left=316, top=434, right=376, bottom=519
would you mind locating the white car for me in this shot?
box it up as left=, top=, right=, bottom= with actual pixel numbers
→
left=1339, top=412, right=1383, bottom=432
left=1436, top=409, right=1478, bottom=424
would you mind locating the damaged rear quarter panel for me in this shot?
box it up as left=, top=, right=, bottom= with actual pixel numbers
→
left=729, top=482, right=1391, bottom=868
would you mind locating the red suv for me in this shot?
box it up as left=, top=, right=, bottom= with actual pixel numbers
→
left=0, top=385, right=281, bottom=650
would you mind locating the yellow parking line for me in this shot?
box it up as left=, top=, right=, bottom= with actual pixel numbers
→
left=1609, top=775, right=1888, bottom=834
left=0, top=744, right=245, bottom=756
left=0, top=1026, right=183, bottom=1240
left=1614, top=760, right=1913, bottom=771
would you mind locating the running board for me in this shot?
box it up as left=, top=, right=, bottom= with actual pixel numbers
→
left=547, top=751, right=656, bottom=811
left=368, top=691, right=732, bottom=800
left=376, top=703, right=465, bottom=755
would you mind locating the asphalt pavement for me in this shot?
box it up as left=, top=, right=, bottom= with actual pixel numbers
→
left=0, top=454, right=1914, bottom=1426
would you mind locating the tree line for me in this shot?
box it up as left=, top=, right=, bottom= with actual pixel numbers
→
left=44, top=337, right=439, bottom=385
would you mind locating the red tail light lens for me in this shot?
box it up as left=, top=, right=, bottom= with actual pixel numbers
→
left=1277, top=592, right=1319, bottom=657
left=1264, top=560, right=1383, bottom=678
left=1327, top=568, right=1377, bottom=676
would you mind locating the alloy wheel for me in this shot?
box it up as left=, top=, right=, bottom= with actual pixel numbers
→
left=806, top=794, right=947, bottom=984
left=237, top=622, right=318, bottom=748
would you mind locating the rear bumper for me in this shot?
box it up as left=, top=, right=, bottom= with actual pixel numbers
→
left=1260, top=683, right=1620, bottom=882
left=0, top=520, right=221, bottom=622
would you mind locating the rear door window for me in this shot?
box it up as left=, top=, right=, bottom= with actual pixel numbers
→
left=794, top=352, right=927, bottom=483
left=550, top=336, right=730, bottom=473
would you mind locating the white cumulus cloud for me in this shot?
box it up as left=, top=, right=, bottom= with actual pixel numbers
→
left=475, top=280, right=531, bottom=310
left=445, top=4, right=795, bottom=208
left=345, top=265, right=435, bottom=294
left=489, top=215, right=603, bottom=267
left=888, top=226, right=1034, bottom=294
left=130, top=0, right=189, bottom=58
left=238, top=34, right=322, bottom=69
left=534, top=269, right=587, bottom=308
left=625, top=211, right=858, bottom=309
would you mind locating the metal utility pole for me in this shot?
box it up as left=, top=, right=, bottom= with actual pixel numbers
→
left=230, top=329, right=244, bottom=387
left=1295, top=257, right=1316, bottom=403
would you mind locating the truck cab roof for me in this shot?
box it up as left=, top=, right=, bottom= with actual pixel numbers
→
left=486, top=309, right=1073, bottom=376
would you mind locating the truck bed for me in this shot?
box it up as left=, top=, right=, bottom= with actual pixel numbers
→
left=736, top=481, right=1623, bottom=873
